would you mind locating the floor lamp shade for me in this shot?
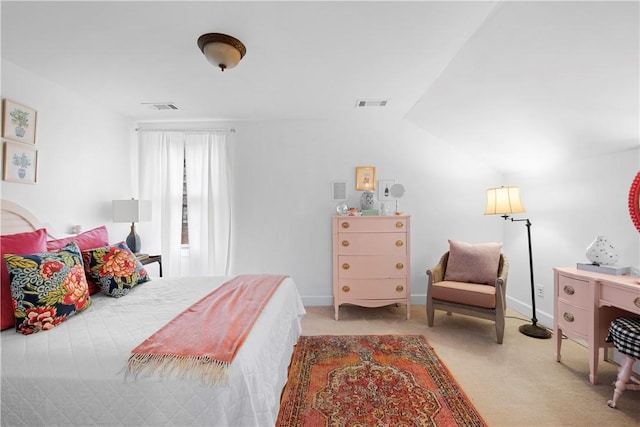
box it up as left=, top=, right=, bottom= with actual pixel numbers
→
left=484, top=186, right=526, bottom=216
left=112, top=199, right=151, bottom=253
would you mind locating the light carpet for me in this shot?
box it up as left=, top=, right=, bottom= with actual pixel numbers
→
left=299, top=305, right=640, bottom=426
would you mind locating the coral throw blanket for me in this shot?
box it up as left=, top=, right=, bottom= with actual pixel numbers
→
left=125, top=274, right=287, bottom=385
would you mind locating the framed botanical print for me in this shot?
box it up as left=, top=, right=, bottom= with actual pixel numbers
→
left=3, top=142, right=38, bottom=184
left=355, top=166, right=376, bottom=191
left=2, top=99, right=37, bottom=145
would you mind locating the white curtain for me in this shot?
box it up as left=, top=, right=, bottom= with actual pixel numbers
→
left=184, top=132, right=231, bottom=276
left=139, top=131, right=184, bottom=276
left=138, top=130, right=230, bottom=277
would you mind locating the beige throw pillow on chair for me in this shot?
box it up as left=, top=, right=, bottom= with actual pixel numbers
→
left=444, top=240, right=503, bottom=285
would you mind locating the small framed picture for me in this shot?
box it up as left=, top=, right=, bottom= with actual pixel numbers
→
left=2, top=99, right=37, bottom=145
left=355, top=166, right=376, bottom=191
left=4, top=142, right=38, bottom=184
left=378, top=179, right=395, bottom=201
left=331, top=180, right=348, bottom=201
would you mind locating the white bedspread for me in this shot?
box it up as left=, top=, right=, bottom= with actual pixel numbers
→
left=1, top=276, right=306, bottom=426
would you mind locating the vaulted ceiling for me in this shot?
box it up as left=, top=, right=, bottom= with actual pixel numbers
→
left=2, top=1, right=638, bottom=173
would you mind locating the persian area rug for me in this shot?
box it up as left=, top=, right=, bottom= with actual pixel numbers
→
left=276, top=335, right=487, bottom=427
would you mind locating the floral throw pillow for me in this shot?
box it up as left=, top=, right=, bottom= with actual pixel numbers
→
left=82, top=242, right=150, bottom=298
left=3, top=242, right=92, bottom=335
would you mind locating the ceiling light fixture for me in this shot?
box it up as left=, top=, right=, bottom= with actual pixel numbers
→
left=197, top=33, right=246, bottom=72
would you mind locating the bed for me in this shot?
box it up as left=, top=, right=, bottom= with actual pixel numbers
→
left=0, top=200, right=306, bottom=426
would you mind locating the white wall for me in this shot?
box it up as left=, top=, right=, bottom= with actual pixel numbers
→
left=1, top=60, right=135, bottom=241
left=226, top=119, right=639, bottom=326
left=4, top=59, right=638, bottom=329
left=505, top=145, right=640, bottom=328
left=226, top=118, right=503, bottom=306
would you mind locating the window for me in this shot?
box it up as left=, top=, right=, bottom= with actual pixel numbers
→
left=181, top=155, right=189, bottom=245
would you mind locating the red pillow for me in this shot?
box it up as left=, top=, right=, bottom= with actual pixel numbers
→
left=47, top=226, right=109, bottom=295
left=1, top=228, right=48, bottom=330
left=47, top=225, right=109, bottom=251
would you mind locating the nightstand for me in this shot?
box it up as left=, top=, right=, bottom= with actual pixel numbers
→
left=137, top=254, right=163, bottom=277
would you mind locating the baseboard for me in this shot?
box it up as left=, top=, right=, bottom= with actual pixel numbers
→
left=301, top=294, right=552, bottom=329
left=506, top=295, right=553, bottom=330
left=301, top=296, right=333, bottom=306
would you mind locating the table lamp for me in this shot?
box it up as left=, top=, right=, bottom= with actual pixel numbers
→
left=112, top=199, right=151, bottom=254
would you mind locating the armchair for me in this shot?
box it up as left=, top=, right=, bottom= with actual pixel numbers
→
left=426, top=246, right=509, bottom=344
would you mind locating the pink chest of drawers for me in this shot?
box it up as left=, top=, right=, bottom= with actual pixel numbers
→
left=332, top=215, right=411, bottom=320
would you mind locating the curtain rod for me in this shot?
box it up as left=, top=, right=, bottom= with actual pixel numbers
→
left=135, top=128, right=235, bottom=133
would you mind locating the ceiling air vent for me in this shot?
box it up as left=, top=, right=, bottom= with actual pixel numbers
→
left=141, top=102, right=180, bottom=111
left=355, top=99, right=388, bottom=108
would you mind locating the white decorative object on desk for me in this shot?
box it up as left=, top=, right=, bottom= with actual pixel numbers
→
left=585, top=235, right=619, bottom=265
left=576, top=263, right=630, bottom=275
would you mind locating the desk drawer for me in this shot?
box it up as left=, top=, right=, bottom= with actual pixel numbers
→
left=600, top=283, right=640, bottom=315
left=557, top=300, right=588, bottom=336
left=557, top=274, right=589, bottom=307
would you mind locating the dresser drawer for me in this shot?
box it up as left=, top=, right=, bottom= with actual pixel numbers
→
left=338, top=255, right=407, bottom=278
left=557, top=300, right=588, bottom=336
left=337, top=232, right=407, bottom=256
left=336, top=217, right=407, bottom=233
left=337, top=279, right=407, bottom=299
left=557, top=274, right=589, bottom=307
left=600, top=282, right=640, bottom=315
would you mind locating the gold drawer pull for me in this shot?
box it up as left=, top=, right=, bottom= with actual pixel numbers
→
left=635, top=297, right=640, bottom=309
left=563, top=312, right=575, bottom=322
left=396, top=262, right=404, bottom=270
left=395, top=240, right=404, bottom=247
left=342, top=263, right=350, bottom=270
left=563, top=285, right=575, bottom=296
left=395, top=221, right=404, bottom=229
left=341, top=222, right=350, bottom=229
left=396, top=285, right=404, bottom=292
left=342, top=285, right=350, bottom=293
left=341, top=240, right=350, bottom=247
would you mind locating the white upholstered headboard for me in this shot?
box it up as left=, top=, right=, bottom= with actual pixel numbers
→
left=1, top=199, right=47, bottom=236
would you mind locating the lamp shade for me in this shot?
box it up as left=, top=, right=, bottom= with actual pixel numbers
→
left=197, top=33, right=246, bottom=71
left=484, top=186, right=526, bottom=216
left=112, top=199, right=152, bottom=223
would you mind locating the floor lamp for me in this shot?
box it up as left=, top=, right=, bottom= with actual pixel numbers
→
left=485, top=186, right=551, bottom=339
